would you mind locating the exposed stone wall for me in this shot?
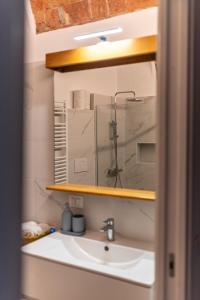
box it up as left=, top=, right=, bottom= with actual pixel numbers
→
left=30, top=0, right=158, bottom=33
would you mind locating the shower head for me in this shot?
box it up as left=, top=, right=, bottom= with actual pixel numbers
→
left=115, top=91, right=135, bottom=98
left=114, top=91, right=143, bottom=103
left=127, top=95, right=153, bottom=102
left=126, top=96, right=143, bottom=102
left=114, top=91, right=135, bottom=105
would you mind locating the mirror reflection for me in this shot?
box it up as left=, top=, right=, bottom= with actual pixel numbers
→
left=54, top=62, right=156, bottom=190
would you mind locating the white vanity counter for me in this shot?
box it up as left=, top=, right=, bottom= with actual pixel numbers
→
left=22, top=231, right=155, bottom=300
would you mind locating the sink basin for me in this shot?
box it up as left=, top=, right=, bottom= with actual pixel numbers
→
left=64, top=237, right=145, bottom=269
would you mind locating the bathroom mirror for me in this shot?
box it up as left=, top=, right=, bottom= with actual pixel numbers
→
left=53, top=61, right=156, bottom=192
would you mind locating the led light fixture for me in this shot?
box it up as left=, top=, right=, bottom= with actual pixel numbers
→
left=74, top=27, right=123, bottom=41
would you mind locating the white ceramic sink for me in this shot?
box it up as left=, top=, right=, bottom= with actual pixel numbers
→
left=22, top=232, right=155, bottom=286
left=64, top=236, right=146, bottom=269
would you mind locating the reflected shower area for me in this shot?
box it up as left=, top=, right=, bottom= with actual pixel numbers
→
left=96, top=93, right=156, bottom=190
left=52, top=61, right=157, bottom=191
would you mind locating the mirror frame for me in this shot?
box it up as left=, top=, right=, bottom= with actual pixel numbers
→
left=46, top=35, right=157, bottom=201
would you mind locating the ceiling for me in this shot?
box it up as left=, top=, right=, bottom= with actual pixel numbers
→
left=30, top=0, right=158, bottom=33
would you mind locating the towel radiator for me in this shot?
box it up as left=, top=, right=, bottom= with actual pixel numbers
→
left=54, top=102, right=67, bottom=184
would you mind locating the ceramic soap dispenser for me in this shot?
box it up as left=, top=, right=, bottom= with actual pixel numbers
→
left=61, top=202, right=73, bottom=232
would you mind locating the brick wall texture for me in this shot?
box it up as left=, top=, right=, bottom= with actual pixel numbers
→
left=30, top=0, right=158, bottom=33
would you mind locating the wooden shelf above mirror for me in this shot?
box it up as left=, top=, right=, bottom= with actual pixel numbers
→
left=46, top=35, right=157, bottom=73
left=47, top=183, right=156, bottom=201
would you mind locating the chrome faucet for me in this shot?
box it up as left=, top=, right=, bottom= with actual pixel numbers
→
left=100, top=218, right=115, bottom=241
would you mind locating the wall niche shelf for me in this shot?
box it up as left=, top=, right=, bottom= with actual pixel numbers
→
left=46, top=183, right=156, bottom=201
left=46, top=35, right=157, bottom=73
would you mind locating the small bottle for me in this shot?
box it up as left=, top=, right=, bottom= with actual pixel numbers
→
left=61, top=202, right=73, bottom=232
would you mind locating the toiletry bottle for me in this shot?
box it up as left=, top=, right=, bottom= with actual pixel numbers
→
left=61, top=202, right=73, bottom=232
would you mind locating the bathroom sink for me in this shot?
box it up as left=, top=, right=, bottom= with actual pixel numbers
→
left=22, top=232, right=155, bottom=286
left=66, top=237, right=146, bottom=269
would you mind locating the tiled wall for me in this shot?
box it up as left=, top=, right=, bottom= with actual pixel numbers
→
left=83, top=195, right=155, bottom=242
left=30, top=0, right=158, bottom=33
left=124, top=97, right=156, bottom=190
left=68, top=109, right=96, bottom=185
left=23, top=62, right=56, bottom=222
left=23, top=61, right=156, bottom=245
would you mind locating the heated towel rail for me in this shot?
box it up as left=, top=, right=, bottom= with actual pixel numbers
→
left=54, top=102, right=67, bottom=184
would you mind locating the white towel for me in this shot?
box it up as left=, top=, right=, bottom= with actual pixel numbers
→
left=73, top=90, right=91, bottom=110
left=22, top=222, right=42, bottom=238
left=22, top=221, right=50, bottom=239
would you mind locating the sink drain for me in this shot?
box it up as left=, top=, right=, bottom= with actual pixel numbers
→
left=104, top=246, right=109, bottom=252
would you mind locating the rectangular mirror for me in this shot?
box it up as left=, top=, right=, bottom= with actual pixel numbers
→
left=53, top=60, right=156, bottom=192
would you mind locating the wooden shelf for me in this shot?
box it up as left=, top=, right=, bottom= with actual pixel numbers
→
left=46, top=183, right=156, bottom=201
left=46, top=35, right=157, bottom=73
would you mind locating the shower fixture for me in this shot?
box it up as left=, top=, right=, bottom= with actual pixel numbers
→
left=108, top=91, right=142, bottom=188
left=126, top=93, right=145, bottom=102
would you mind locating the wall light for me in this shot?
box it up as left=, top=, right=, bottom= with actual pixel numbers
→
left=74, top=27, right=123, bottom=41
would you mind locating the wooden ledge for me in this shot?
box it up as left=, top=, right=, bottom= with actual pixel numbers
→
left=46, top=35, right=157, bottom=73
left=47, top=183, right=156, bottom=201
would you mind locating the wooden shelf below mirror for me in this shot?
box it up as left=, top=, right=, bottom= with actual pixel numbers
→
left=47, top=183, right=156, bottom=201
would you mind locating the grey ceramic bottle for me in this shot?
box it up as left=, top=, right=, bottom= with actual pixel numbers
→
left=61, top=202, right=73, bottom=232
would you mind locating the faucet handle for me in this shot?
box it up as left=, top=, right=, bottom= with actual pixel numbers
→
left=103, top=218, right=114, bottom=225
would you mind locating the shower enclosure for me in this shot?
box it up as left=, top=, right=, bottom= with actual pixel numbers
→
left=95, top=93, right=156, bottom=190
left=108, top=91, right=141, bottom=188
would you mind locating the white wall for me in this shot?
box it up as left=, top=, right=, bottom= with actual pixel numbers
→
left=54, top=61, right=156, bottom=103
left=117, top=63, right=157, bottom=97
left=54, top=66, right=118, bottom=103
left=23, top=4, right=158, bottom=244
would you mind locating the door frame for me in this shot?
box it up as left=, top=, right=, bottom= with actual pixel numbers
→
left=0, top=0, right=24, bottom=299
left=1, top=0, right=199, bottom=299
left=186, top=0, right=200, bottom=299
left=156, top=0, right=189, bottom=299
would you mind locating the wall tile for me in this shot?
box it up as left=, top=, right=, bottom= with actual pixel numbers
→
left=23, top=63, right=54, bottom=223
left=83, top=195, right=155, bottom=243
left=23, top=179, right=37, bottom=221
left=34, top=179, right=63, bottom=225
left=89, top=0, right=109, bottom=20
left=31, top=0, right=45, bottom=11
left=126, top=0, right=158, bottom=11
left=107, top=0, right=128, bottom=16
left=62, top=0, right=91, bottom=26
left=45, top=8, right=63, bottom=30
